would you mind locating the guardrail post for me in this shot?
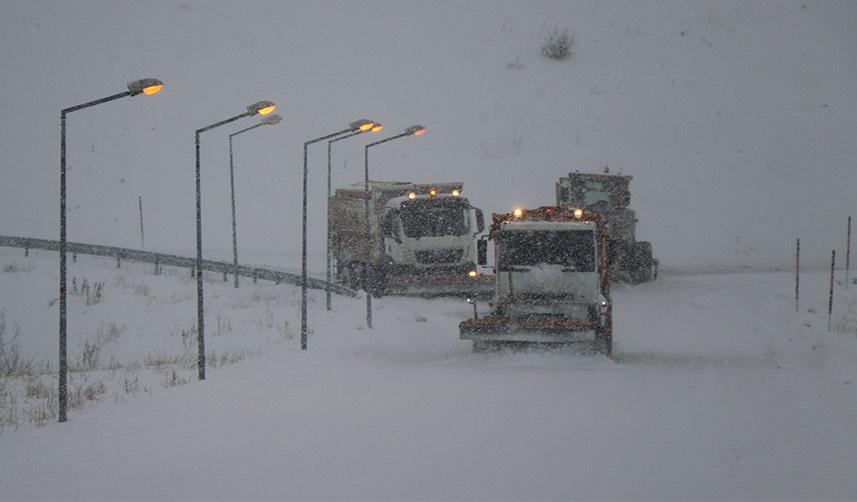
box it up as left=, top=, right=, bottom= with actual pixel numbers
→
left=190, top=266, right=195, bottom=277
left=116, top=252, right=121, bottom=268
left=24, top=239, right=29, bottom=257
left=253, top=269, right=258, bottom=284
left=223, top=270, right=228, bottom=282
left=154, top=254, right=160, bottom=275
left=72, top=252, right=77, bottom=263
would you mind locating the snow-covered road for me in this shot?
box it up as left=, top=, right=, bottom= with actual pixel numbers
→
left=1, top=252, right=856, bottom=500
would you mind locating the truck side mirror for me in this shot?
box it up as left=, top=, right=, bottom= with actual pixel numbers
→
left=475, top=208, right=485, bottom=233
left=477, top=239, right=487, bottom=266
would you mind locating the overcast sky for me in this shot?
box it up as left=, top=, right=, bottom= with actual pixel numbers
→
left=1, top=0, right=855, bottom=270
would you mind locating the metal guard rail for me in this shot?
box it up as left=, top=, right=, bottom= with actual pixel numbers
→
left=0, top=235, right=357, bottom=298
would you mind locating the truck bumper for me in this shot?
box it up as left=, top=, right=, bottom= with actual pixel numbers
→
left=459, top=316, right=601, bottom=344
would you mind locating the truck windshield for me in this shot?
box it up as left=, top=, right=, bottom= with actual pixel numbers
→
left=400, top=202, right=469, bottom=238
left=498, top=229, right=595, bottom=271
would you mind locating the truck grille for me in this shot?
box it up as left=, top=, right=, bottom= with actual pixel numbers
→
left=415, top=249, right=463, bottom=264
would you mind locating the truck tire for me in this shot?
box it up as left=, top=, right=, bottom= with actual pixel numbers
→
left=340, top=262, right=361, bottom=291
left=370, top=265, right=388, bottom=298
left=630, top=241, right=654, bottom=284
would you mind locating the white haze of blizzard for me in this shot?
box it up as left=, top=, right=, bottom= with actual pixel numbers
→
left=1, top=0, right=856, bottom=270
left=2, top=249, right=857, bottom=500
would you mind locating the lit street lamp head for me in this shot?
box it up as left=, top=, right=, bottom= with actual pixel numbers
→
left=261, top=114, right=283, bottom=126
left=127, top=78, right=164, bottom=96
left=248, top=100, right=277, bottom=115
left=351, top=119, right=375, bottom=132
left=406, top=124, right=427, bottom=136
left=370, top=123, right=384, bottom=133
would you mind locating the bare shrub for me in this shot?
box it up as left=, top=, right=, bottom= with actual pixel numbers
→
left=206, top=349, right=253, bottom=369
left=0, top=311, right=33, bottom=378
left=278, top=320, right=292, bottom=341
left=68, top=380, right=106, bottom=410
left=0, top=379, right=18, bottom=430
left=163, top=369, right=189, bottom=388
left=214, top=316, right=233, bottom=337
left=25, top=378, right=51, bottom=399
left=541, top=28, right=573, bottom=61
left=72, top=322, right=124, bottom=371
left=505, top=56, right=525, bottom=70
left=122, top=372, right=140, bottom=395
left=24, top=388, right=57, bottom=427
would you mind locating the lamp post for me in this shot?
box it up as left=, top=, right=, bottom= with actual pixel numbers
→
left=58, top=78, right=164, bottom=422
left=195, top=100, right=276, bottom=380
left=301, top=119, right=377, bottom=350
left=228, top=113, right=282, bottom=288
left=363, top=125, right=427, bottom=328
left=325, top=122, right=383, bottom=310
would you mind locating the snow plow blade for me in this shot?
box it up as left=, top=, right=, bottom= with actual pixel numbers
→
left=386, top=272, right=495, bottom=298
left=459, top=315, right=610, bottom=353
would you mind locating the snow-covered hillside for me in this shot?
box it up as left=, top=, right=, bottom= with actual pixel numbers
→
left=2, top=247, right=856, bottom=500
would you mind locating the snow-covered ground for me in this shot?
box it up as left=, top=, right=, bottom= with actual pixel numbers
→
left=2, top=247, right=856, bottom=500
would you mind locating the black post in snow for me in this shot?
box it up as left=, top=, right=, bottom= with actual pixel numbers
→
left=138, top=195, right=145, bottom=249
left=846, top=216, right=851, bottom=289
left=795, top=238, right=800, bottom=313
left=193, top=101, right=275, bottom=379
left=301, top=122, right=373, bottom=349
left=361, top=126, right=425, bottom=329
left=828, top=249, right=835, bottom=332
left=57, top=78, right=164, bottom=423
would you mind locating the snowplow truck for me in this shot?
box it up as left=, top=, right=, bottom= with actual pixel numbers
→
left=329, top=181, right=491, bottom=297
left=459, top=206, right=613, bottom=355
left=556, top=172, right=657, bottom=284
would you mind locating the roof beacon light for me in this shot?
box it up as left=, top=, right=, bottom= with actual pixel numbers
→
left=573, top=208, right=584, bottom=219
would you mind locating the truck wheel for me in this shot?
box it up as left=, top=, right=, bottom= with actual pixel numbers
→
left=369, top=265, right=388, bottom=298
left=630, top=241, right=654, bottom=284
left=342, top=263, right=360, bottom=291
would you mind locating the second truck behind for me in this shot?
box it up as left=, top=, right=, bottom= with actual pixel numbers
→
left=329, top=181, right=490, bottom=296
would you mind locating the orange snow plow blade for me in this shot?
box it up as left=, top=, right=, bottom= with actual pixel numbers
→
left=460, top=315, right=609, bottom=353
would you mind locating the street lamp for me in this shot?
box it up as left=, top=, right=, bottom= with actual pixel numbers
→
left=301, top=119, right=377, bottom=350
left=195, top=100, right=276, bottom=380
left=325, top=122, right=383, bottom=311
left=363, top=125, right=427, bottom=328
left=228, top=113, right=283, bottom=288
left=58, top=77, right=164, bottom=422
